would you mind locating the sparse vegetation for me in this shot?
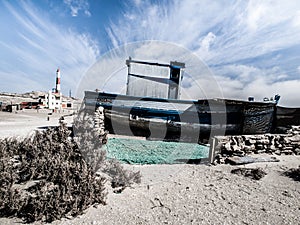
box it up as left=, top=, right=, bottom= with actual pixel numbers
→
left=103, top=159, right=141, bottom=193
left=283, top=166, right=300, bottom=182
left=73, top=107, right=141, bottom=193
left=0, top=120, right=106, bottom=223
left=231, top=168, right=267, bottom=180
left=0, top=108, right=141, bottom=223
left=73, top=108, right=107, bottom=172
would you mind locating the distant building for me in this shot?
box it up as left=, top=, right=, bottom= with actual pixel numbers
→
left=20, top=101, right=40, bottom=109
left=2, top=68, right=74, bottom=111
left=6, top=103, right=20, bottom=112
left=27, top=91, right=72, bottom=110
left=45, top=91, right=62, bottom=110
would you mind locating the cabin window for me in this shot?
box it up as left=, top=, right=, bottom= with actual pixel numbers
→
left=171, top=68, right=180, bottom=79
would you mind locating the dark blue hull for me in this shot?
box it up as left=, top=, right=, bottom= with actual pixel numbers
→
left=84, top=91, right=276, bottom=142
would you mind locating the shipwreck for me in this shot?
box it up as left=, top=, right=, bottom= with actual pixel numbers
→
left=81, top=58, right=297, bottom=144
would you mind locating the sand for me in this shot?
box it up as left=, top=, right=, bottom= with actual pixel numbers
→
left=0, top=110, right=299, bottom=225
left=0, top=109, right=74, bottom=138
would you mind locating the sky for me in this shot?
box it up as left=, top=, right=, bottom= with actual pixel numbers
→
left=0, top=0, right=300, bottom=106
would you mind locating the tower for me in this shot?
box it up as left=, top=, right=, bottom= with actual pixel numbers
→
left=56, top=68, right=61, bottom=93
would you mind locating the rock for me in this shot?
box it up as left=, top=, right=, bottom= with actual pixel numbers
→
left=216, top=130, right=300, bottom=163
left=250, top=144, right=256, bottom=150
left=256, top=144, right=264, bottom=150
left=289, top=135, right=300, bottom=142
left=249, top=139, right=257, bottom=144
left=224, top=142, right=231, bottom=151
left=230, top=137, right=237, bottom=145
left=231, top=168, right=267, bottom=180
left=291, top=126, right=300, bottom=132
left=233, top=150, right=245, bottom=156
left=268, top=145, right=277, bottom=151
left=219, top=157, right=226, bottom=164
left=232, top=144, right=241, bottom=151
left=282, top=150, right=293, bottom=155
left=274, top=150, right=281, bottom=155
left=283, top=137, right=290, bottom=144
left=243, top=145, right=253, bottom=153
left=235, top=136, right=244, bottom=144
left=257, top=150, right=266, bottom=154
left=293, top=148, right=300, bottom=155
left=227, top=156, right=279, bottom=165
left=257, top=139, right=269, bottom=145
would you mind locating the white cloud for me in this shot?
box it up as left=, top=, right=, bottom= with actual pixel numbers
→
left=245, top=1, right=299, bottom=32
left=76, top=41, right=224, bottom=100
left=104, top=0, right=300, bottom=106
left=246, top=2, right=266, bottom=31
left=182, top=69, right=299, bottom=107
left=206, top=64, right=298, bottom=106
left=215, top=64, right=288, bottom=85
left=107, top=1, right=300, bottom=67
left=292, top=10, right=300, bottom=27
left=2, top=0, right=300, bottom=106
left=0, top=1, right=99, bottom=95
left=196, top=32, right=217, bottom=60
left=243, top=79, right=300, bottom=107
left=200, top=32, right=216, bottom=52
left=132, top=0, right=142, bottom=7
left=63, top=0, right=91, bottom=17
left=108, top=0, right=227, bottom=49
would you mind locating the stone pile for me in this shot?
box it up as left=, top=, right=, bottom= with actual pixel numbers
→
left=94, top=106, right=108, bottom=144
left=212, top=126, right=300, bottom=164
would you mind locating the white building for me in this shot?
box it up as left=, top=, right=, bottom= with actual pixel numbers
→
left=45, top=91, right=62, bottom=110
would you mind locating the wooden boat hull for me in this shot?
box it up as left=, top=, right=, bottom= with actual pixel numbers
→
left=276, top=106, right=300, bottom=130
left=84, top=91, right=276, bottom=142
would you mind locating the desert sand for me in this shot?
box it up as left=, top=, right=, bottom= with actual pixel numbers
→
left=0, top=110, right=74, bottom=138
left=0, top=110, right=299, bottom=225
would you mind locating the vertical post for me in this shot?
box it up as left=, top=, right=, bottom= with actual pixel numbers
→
left=126, top=57, right=131, bottom=96
left=169, top=61, right=185, bottom=99
left=178, top=67, right=184, bottom=99
left=209, top=137, right=216, bottom=164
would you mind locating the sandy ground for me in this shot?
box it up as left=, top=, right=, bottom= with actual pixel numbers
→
left=0, top=109, right=74, bottom=138
left=0, top=110, right=299, bottom=224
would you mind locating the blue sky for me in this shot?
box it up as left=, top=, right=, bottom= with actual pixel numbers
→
left=0, top=0, right=300, bottom=106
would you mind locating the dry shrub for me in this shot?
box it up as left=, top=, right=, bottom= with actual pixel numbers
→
left=103, top=159, right=141, bottom=193
left=0, top=121, right=106, bottom=223
left=73, top=108, right=141, bottom=193
left=231, top=167, right=267, bottom=180
left=283, top=166, right=300, bottom=182
left=73, top=109, right=107, bottom=172
left=0, top=107, right=141, bottom=223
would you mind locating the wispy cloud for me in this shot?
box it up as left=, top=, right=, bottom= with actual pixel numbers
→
left=0, top=1, right=98, bottom=94
left=1, top=0, right=299, bottom=106
left=105, top=0, right=300, bottom=106
left=63, top=0, right=91, bottom=17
